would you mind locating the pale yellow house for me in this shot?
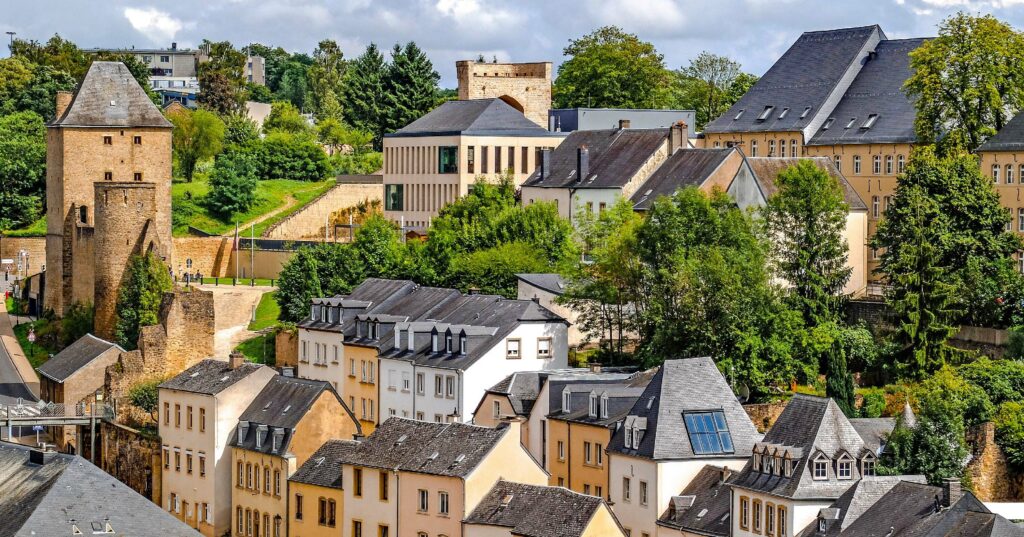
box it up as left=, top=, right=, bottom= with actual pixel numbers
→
left=337, top=417, right=547, bottom=537
left=978, top=112, right=1024, bottom=269
left=288, top=439, right=359, bottom=537
left=382, top=98, right=565, bottom=229
left=231, top=375, right=360, bottom=537
left=464, top=480, right=626, bottom=537
left=158, top=354, right=277, bottom=537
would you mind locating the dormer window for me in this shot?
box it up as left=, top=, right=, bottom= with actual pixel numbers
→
left=762, top=454, right=773, bottom=473
left=753, top=452, right=762, bottom=470
left=445, top=333, right=453, bottom=353
left=757, top=106, right=774, bottom=121
left=778, top=107, right=789, bottom=119
left=237, top=422, right=249, bottom=444
left=600, top=394, right=609, bottom=419
left=801, top=107, right=812, bottom=119
left=632, top=427, right=642, bottom=448
left=431, top=333, right=439, bottom=353
left=812, top=455, right=829, bottom=480
left=862, top=114, right=878, bottom=129
left=459, top=334, right=467, bottom=355
left=862, top=453, right=876, bottom=476
left=784, top=456, right=794, bottom=477
left=589, top=393, right=598, bottom=418
left=837, top=454, right=853, bottom=480
left=818, top=519, right=826, bottom=532
left=562, top=389, right=571, bottom=413
left=624, top=425, right=633, bottom=449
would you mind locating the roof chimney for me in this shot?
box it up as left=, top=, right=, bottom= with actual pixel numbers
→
left=280, top=366, right=294, bottom=378
left=55, top=91, right=73, bottom=120
left=720, top=467, right=732, bottom=484
left=539, top=148, right=552, bottom=180
left=229, top=351, right=246, bottom=369
left=29, top=448, right=56, bottom=466
left=670, top=121, right=688, bottom=153
left=942, top=478, right=962, bottom=507
left=589, top=362, right=602, bottom=373
left=619, top=119, right=631, bottom=129
left=171, top=42, right=177, bottom=51
left=576, top=146, right=589, bottom=183
left=549, top=114, right=557, bottom=132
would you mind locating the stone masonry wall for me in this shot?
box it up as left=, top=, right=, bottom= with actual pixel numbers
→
left=0, top=236, right=46, bottom=278
left=966, top=422, right=1024, bottom=500
left=743, top=401, right=788, bottom=433
left=172, top=237, right=232, bottom=278
left=456, top=61, right=552, bottom=127
left=263, top=182, right=383, bottom=240
left=275, top=329, right=298, bottom=368
left=99, top=420, right=162, bottom=502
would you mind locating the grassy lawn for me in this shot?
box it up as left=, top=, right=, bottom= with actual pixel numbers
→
left=13, top=321, right=55, bottom=369
left=173, top=177, right=335, bottom=237
left=3, top=216, right=46, bottom=238
left=235, top=332, right=276, bottom=365
left=199, top=277, right=276, bottom=287
left=248, top=292, right=281, bottom=331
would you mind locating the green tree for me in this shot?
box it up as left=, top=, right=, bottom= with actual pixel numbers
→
left=10, top=34, right=88, bottom=77
left=223, top=114, right=261, bottom=149
left=553, top=26, right=672, bottom=109
left=207, top=152, right=259, bottom=215
left=127, top=377, right=164, bottom=420
left=996, top=401, right=1024, bottom=469
left=0, top=111, right=46, bottom=230
left=275, top=60, right=311, bottom=111
left=256, top=132, right=331, bottom=181
left=245, top=43, right=292, bottom=92
left=275, top=243, right=365, bottom=322
left=383, top=42, right=440, bottom=134
left=167, top=108, right=225, bottom=181
left=824, top=328, right=856, bottom=416
left=60, top=301, right=94, bottom=348
left=197, top=40, right=247, bottom=115
left=308, top=39, right=346, bottom=121
left=246, top=83, right=273, bottom=103
left=0, top=57, right=35, bottom=112
left=764, top=160, right=851, bottom=326
left=11, top=65, right=77, bottom=121
left=905, top=13, right=1024, bottom=151
left=352, top=215, right=406, bottom=278
left=114, top=252, right=173, bottom=350
left=263, top=101, right=310, bottom=135
left=673, top=52, right=753, bottom=129
left=450, top=242, right=549, bottom=297
left=344, top=43, right=388, bottom=146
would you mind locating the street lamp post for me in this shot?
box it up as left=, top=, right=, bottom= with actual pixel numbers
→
left=5, top=32, right=15, bottom=50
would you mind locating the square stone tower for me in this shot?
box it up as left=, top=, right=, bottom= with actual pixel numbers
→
left=456, top=60, right=552, bottom=127
left=44, top=61, right=173, bottom=318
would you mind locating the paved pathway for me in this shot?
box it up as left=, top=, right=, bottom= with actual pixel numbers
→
left=0, top=300, right=38, bottom=403
left=220, top=195, right=298, bottom=237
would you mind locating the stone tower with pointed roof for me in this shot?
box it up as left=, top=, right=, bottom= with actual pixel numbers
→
left=44, top=61, right=173, bottom=336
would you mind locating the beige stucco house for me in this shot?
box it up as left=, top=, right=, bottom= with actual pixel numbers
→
left=158, top=353, right=277, bottom=536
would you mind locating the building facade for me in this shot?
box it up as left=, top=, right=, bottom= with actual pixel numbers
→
left=158, top=355, right=277, bottom=536
left=456, top=60, right=552, bottom=127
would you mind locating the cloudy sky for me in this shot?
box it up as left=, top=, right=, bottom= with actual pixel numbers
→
left=4, top=0, right=1024, bottom=87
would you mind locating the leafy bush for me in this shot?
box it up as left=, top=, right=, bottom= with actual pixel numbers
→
left=859, top=388, right=887, bottom=418
left=60, top=301, right=94, bottom=348
left=255, top=132, right=331, bottom=182
left=128, top=377, right=164, bottom=420
left=114, top=253, right=173, bottom=350
left=996, top=401, right=1024, bottom=469
left=206, top=151, right=259, bottom=215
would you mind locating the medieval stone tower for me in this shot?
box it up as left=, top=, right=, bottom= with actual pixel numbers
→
left=456, top=60, right=552, bottom=127
left=44, top=61, right=173, bottom=334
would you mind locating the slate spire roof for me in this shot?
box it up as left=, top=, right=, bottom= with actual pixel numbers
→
left=607, top=357, right=761, bottom=460
left=465, top=480, right=615, bottom=537
left=387, top=98, right=560, bottom=138
left=51, top=61, right=172, bottom=128
left=0, top=442, right=200, bottom=536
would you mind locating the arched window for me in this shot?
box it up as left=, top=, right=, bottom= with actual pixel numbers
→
left=274, top=515, right=282, bottom=537
left=993, top=164, right=1001, bottom=183
left=853, top=155, right=861, bottom=174
left=898, top=154, right=906, bottom=173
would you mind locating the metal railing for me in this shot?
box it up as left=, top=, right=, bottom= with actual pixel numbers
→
left=0, top=399, right=114, bottom=421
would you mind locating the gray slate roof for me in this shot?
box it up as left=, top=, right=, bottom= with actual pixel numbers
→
left=705, top=26, right=883, bottom=135
left=979, top=112, right=1024, bottom=152
left=516, top=273, right=568, bottom=296
left=523, top=128, right=669, bottom=189
left=848, top=417, right=896, bottom=456
left=839, top=481, right=1024, bottom=537
left=36, top=334, right=122, bottom=383
left=0, top=442, right=200, bottom=537
left=299, top=279, right=419, bottom=333
left=465, top=480, right=615, bottom=537
left=233, top=376, right=354, bottom=455
left=745, top=157, right=868, bottom=210
left=807, top=39, right=927, bottom=146
left=387, top=98, right=560, bottom=138
left=631, top=148, right=736, bottom=210
left=51, top=61, right=172, bottom=128
left=729, top=395, right=869, bottom=500
left=548, top=380, right=649, bottom=427
left=657, top=465, right=734, bottom=537
left=337, top=418, right=509, bottom=478
left=159, top=359, right=270, bottom=395
left=608, top=357, right=761, bottom=460
left=796, top=475, right=926, bottom=537
left=288, top=439, right=360, bottom=489
left=480, top=368, right=640, bottom=418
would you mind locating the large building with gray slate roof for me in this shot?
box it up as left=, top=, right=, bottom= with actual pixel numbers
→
left=0, top=442, right=200, bottom=537
left=702, top=26, right=930, bottom=285
left=465, top=479, right=626, bottom=537
left=607, top=357, right=761, bottom=537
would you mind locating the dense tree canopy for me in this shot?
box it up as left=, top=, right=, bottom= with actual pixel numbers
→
left=168, top=108, right=225, bottom=182
left=0, top=111, right=46, bottom=230
left=673, top=52, right=758, bottom=129
left=114, top=253, right=173, bottom=350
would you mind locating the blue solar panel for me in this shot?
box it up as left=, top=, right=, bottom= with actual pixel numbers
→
left=684, top=410, right=735, bottom=454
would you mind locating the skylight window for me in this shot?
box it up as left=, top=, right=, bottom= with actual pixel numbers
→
left=845, top=118, right=857, bottom=129
left=734, top=109, right=745, bottom=120
left=822, top=118, right=835, bottom=130
left=801, top=107, right=812, bottom=119
left=778, top=107, right=789, bottom=119
left=862, top=114, right=879, bottom=129
left=683, top=411, right=734, bottom=454
left=757, top=106, right=775, bottom=121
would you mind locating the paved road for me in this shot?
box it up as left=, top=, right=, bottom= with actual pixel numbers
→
left=0, top=333, right=35, bottom=404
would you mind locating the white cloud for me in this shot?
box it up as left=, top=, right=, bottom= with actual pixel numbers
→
left=123, top=7, right=187, bottom=43
left=592, top=0, right=685, bottom=35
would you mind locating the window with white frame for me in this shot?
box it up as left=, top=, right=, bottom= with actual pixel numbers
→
left=1009, top=164, right=1015, bottom=184
left=402, top=372, right=411, bottom=392
left=898, top=154, right=906, bottom=173
left=537, top=338, right=552, bottom=358
left=439, top=491, right=449, bottom=515
left=813, top=456, right=829, bottom=480
left=622, top=477, right=631, bottom=502
left=834, top=155, right=841, bottom=172
left=445, top=376, right=455, bottom=398
left=434, top=375, right=443, bottom=397
left=589, top=393, right=598, bottom=417
left=994, top=164, right=1001, bottom=183
left=416, top=373, right=424, bottom=394
left=600, top=394, right=609, bottom=418
left=562, top=389, right=571, bottom=412
left=639, top=481, right=648, bottom=506
left=837, top=455, right=853, bottom=479
left=873, top=155, right=881, bottom=174
left=854, top=155, right=861, bottom=174
left=417, top=489, right=428, bottom=512
left=506, top=339, right=520, bottom=358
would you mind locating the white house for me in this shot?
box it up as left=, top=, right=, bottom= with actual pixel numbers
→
left=606, top=357, right=762, bottom=537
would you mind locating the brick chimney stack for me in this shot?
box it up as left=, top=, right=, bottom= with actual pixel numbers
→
left=229, top=350, right=246, bottom=369
left=55, top=91, right=73, bottom=119
left=670, top=121, right=689, bottom=153
left=942, top=477, right=962, bottom=507
left=576, top=145, right=589, bottom=183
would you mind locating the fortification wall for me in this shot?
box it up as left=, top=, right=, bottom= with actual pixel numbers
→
left=172, top=237, right=232, bottom=278
left=263, top=182, right=383, bottom=240
left=99, top=420, right=162, bottom=502
left=456, top=60, right=552, bottom=127
left=0, top=236, right=46, bottom=277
